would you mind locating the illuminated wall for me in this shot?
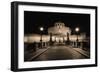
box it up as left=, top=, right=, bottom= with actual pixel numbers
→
left=24, top=34, right=85, bottom=43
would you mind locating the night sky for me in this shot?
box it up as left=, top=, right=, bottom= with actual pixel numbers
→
left=24, top=11, right=90, bottom=36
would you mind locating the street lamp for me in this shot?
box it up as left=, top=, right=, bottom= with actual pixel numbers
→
left=40, top=27, right=44, bottom=48
left=75, top=27, right=79, bottom=32
left=75, top=27, right=80, bottom=47
left=40, top=27, right=44, bottom=31
left=66, top=32, right=70, bottom=45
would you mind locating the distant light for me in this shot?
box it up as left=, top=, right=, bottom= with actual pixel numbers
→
left=40, top=27, right=44, bottom=31
left=75, top=27, right=79, bottom=32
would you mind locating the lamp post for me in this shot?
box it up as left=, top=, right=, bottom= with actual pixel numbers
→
left=75, top=27, right=79, bottom=48
left=66, top=32, right=70, bottom=45
left=40, top=27, right=44, bottom=48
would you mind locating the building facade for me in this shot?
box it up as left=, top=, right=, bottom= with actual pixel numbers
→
left=24, top=22, right=86, bottom=47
